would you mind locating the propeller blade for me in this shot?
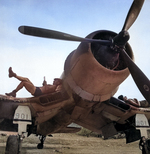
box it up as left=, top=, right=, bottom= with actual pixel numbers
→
left=122, top=0, right=144, bottom=31
left=121, top=49, right=150, bottom=103
left=18, top=26, right=112, bottom=46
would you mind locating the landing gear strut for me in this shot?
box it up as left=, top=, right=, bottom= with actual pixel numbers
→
left=139, top=137, right=150, bottom=154
left=136, top=114, right=150, bottom=154
left=37, top=135, right=46, bottom=149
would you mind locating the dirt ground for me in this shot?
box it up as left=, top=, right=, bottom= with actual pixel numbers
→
left=0, top=133, right=142, bottom=154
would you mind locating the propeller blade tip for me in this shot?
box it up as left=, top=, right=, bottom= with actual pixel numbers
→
left=18, top=26, right=25, bottom=34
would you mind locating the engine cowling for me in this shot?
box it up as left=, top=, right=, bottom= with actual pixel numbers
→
left=64, top=30, right=134, bottom=102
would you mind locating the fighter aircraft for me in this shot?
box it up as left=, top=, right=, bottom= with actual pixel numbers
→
left=0, top=0, right=150, bottom=153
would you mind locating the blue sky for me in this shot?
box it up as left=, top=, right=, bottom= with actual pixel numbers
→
left=0, top=0, right=150, bottom=100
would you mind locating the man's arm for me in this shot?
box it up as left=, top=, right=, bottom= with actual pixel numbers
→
left=42, top=76, right=47, bottom=86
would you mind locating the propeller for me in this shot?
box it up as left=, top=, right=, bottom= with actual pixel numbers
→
left=121, top=49, right=150, bottom=103
left=122, top=0, right=145, bottom=31
left=18, top=0, right=144, bottom=46
left=117, top=0, right=150, bottom=103
left=18, top=26, right=112, bottom=46
left=113, top=0, right=145, bottom=46
left=115, top=0, right=150, bottom=103
left=18, top=0, right=149, bottom=103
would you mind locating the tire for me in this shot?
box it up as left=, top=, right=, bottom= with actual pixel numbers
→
left=5, top=135, right=19, bottom=154
left=37, top=143, right=43, bottom=149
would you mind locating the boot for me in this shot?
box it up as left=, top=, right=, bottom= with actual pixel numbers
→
left=8, top=67, right=16, bottom=78
left=5, top=90, right=16, bottom=97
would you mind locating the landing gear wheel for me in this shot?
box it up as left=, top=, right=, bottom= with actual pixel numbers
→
left=37, top=143, right=43, bottom=149
left=37, top=135, right=46, bottom=149
left=5, top=135, right=21, bottom=154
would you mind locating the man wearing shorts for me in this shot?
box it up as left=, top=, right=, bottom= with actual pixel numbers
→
left=5, top=67, right=62, bottom=97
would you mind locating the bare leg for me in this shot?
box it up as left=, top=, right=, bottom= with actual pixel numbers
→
left=6, top=67, right=36, bottom=97
left=15, top=79, right=36, bottom=95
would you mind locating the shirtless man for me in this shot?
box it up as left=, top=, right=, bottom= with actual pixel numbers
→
left=5, top=67, right=62, bottom=97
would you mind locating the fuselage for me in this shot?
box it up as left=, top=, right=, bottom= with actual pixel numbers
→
left=0, top=30, right=135, bottom=137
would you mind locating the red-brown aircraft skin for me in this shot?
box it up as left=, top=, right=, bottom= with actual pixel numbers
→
left=1, top=30, right=150, bottom=139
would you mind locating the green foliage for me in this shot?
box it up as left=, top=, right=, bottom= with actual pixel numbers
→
left=77, top=127, right=101, bottom=137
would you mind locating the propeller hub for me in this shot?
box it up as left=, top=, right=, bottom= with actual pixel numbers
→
left=113, top=31, right=130, bottom=47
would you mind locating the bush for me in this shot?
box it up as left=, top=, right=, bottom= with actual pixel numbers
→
left=77, top=127, right=101, bottom=137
